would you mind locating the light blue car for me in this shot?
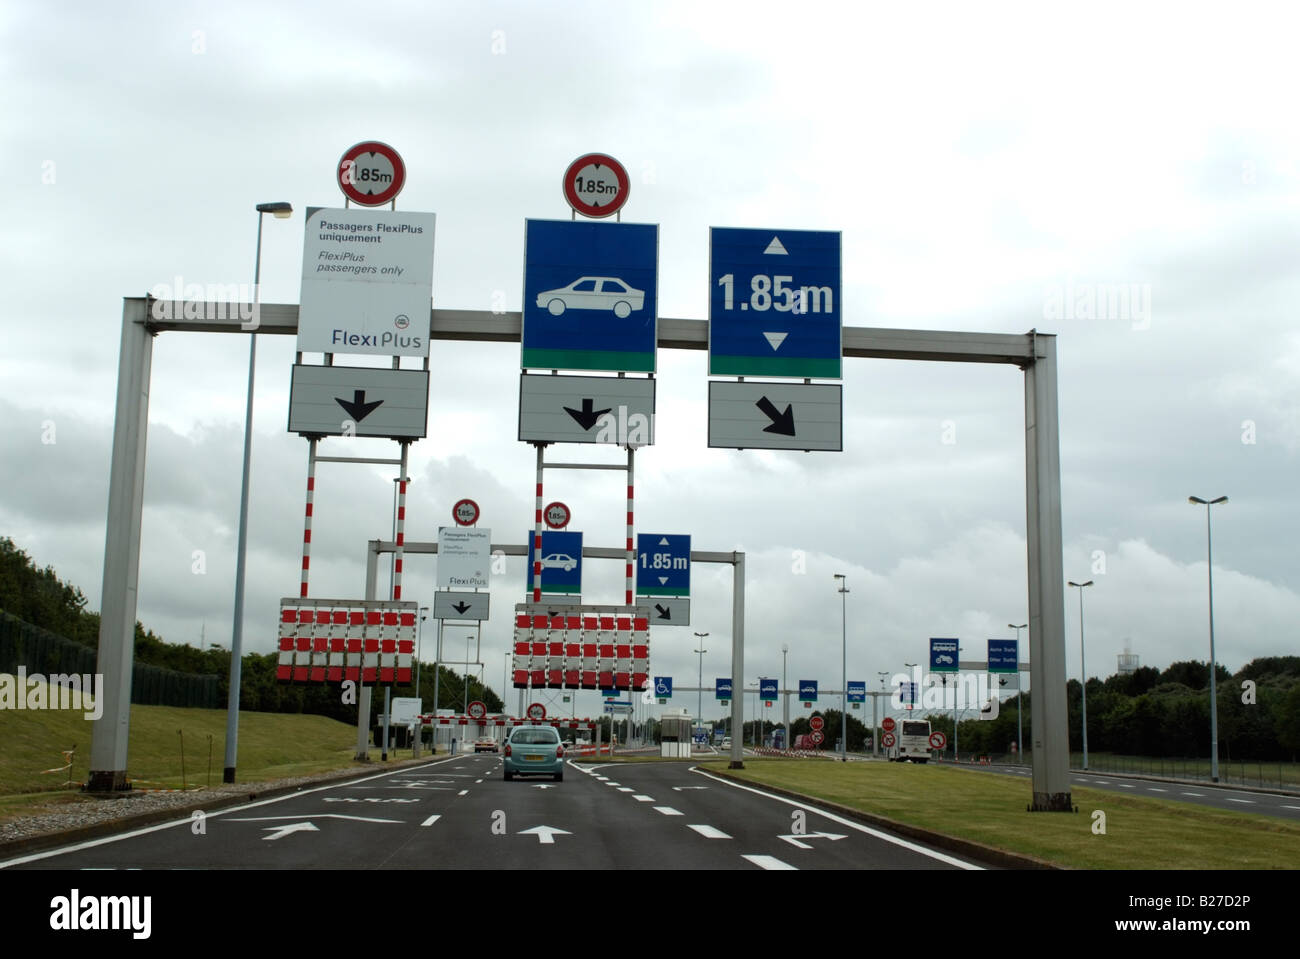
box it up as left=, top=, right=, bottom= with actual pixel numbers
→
left=503, top=725, right=565, bottom=782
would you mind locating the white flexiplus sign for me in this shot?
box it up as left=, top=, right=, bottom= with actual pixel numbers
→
left=297, top=207, right=435, bottom=357
left=437, top=527, right=492, bottom=589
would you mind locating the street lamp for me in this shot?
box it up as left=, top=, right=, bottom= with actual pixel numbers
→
left=1009, top=623, right=1027, bottom=762
left=833, top=574, right=848, bottom=762
left=417, top=607, right=429, bottom=704
left=783, top=644, right=790, bottom=750
left=903, top=662, right=917, bottom=715
left=464, top=634, right=473, bottom=715
left=225, top=200, right=292, bottom=784
left=694, top=632, right=708, bottom=737
left=1068, top=581, right=1093, bottom=769
left=1189, top=495, right=1228, bottom=783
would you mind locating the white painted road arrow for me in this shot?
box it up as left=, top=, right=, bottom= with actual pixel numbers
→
left=778, top=831, right=847, bottom=849
left=531, top=784, right=557, bottom=789
left=519, top=825, right=572, bottom=844
left=261, top=822, right=320, bottom=841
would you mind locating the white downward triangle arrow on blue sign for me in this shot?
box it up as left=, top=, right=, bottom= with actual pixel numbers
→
left=763, top=332, right=787, bottom=351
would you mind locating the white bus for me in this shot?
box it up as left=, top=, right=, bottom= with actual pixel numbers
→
left=887, top=718, right=933, bottom=763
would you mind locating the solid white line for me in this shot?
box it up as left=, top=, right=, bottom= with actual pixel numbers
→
left=632, top=795, right=655, bottom=802
left=653, top=806, right=683, bottom=816
left=689, top=766, right=983, bottom=871
left=742, top=854, right=796, bottom=870
left=687, top=824, right=731, bottom=839
left=421, top=815, right=441, bottom=827
left=0, top=757, right=461, bottom=869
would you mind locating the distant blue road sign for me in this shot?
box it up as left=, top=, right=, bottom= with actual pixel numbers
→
left=654, top=676, right=673, bottom=698
left=759, top=678, right=778, bottom=700
left=847, top=681, right=866, bottom=703
left=799, top=680, right=818, bottom=703
left=522, top=219, right=658, bottom=373
left=525, top=530, right=583, bottom=595
left=900, top=681, right=919, bottom=706
left=930, top=638, right=959, bottom=673
left=709, top=227, right=842, bottom=378
left=715, top=678, right=733, bottom=700
left=636, top=534, right=691, bottom=596
left=988, top=639, right=1018, bottom=674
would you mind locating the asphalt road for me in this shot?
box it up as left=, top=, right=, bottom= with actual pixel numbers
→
left=1, top=756, right=992, bottom=870
left=945, top=762, right=1300, bottom=821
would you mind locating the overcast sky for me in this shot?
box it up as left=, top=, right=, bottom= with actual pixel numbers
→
left=3, top=1, right=1297, bottom=725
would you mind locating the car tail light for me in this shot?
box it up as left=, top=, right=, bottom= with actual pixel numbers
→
left=556, top=744, right=564, bottom=758
left=504, top=744, right=511, bottom=757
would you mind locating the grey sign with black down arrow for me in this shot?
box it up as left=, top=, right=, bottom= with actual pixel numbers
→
left=289, top=364, right=429, bottom=439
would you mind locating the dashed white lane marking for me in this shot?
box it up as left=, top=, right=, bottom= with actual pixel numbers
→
left=743, top=854, right=795, bottom=870
left=1118, top=784, right=1135, bottom=788
left=687, top=825, right=731, bottom=839
left=1226, top=798, right=1254, bottom=804
left=653, top=806, right=683, bottom=816
left=595, top=777, right=609, bottom=781
left=633, top=795, right=655, bottom=802
left=605, top=782, right=621, bottom=787
left=1282, top=805, right=1300, bottom=811
left=475, top=779, right=483, bottom=784
left=1148, top=788, right=1167, bottom=793
left=617, top=787, right=634, bottom=792
left=458, top=790, right=469, bottom=796
left=1183, top=792, right=1205, bottom=797
left=421, top=815, right=441, bottom=827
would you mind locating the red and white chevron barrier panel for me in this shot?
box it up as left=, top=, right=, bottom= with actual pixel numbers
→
left=511, top=603, right=649, bottom=692
left=418, top=716, right=599, bottom=730
left=277, top=597, right=416, bottom=683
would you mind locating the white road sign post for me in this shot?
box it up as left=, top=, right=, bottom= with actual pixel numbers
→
left=297, top=207, right=435, bottom=357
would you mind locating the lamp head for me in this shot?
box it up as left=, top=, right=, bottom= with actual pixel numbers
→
left=256, top=201, right=293, bottom=218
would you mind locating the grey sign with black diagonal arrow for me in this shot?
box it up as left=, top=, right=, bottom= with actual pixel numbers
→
left=636, top=596, right=690, bottom=625
left=708, top=381, right=842, bottom=451
left=518, top=373, right=655, bottom=445
left=432, top=590, right=490, bottom=621
left=289, top=364, right=429, bottom=439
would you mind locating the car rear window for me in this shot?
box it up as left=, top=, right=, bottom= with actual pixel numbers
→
left=512, top=728, right=560, bottom=745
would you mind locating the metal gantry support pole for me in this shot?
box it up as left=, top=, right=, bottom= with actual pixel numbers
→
left=87, top=298, right=154, bottom=791
left=1024, top=332, right=1072, bottom=810
left=729, top=551, right=745, bottom=768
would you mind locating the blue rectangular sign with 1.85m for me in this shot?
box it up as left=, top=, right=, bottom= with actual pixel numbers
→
left=709, top=227, right=841, bottom=378
left=988, top=639, right=1018, bottom=674
left=522, top=219, right=658, bottom=373
left=525, top=530, right=583, bottom=595
left=636, top=534, right=690, bottom=596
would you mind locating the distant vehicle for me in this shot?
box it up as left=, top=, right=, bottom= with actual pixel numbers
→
left=934, top=654, right=954, bottom=665
left=721, top=737, right=731, bottom=748
left=887, top=719, right=933, bottom=763
left=503, top=725, right=565, bottom=782
left=474, top=737, right=498, bottom=753
left=536, top=276, right=645, bottom=318
left=794, top=734, right=819, bottom=750
left=539, top=552, right=577, bottom=572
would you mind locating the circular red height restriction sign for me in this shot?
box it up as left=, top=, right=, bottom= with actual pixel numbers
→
left=881, top=732, right=896, bottom=748
left=527, top=703, right=547, bottom=721
left=543, top=502, right=571, bottom=529
left=467, top=701, right=487, bottom=720
left=809, top=714, right=825, bottom=731
left=452, top=498, right=480, bottom=526
left=929, top=731, right=947, bottom=750
left=882, top=717, right=896, bottom=733
left=337, top=140, right=406, bottom=206
left=563, top=153, right=629, bottom=218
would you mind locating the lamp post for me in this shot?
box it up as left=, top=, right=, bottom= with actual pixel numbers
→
left=417, top=607, right=428, bottom=705
left=464, top=634, right=472, bottom=715
left=224, top=200, right=291, bottom=785
left=1009, top=622, right=1027, bottom=762
left=694, top=632, right=708, bottom=737
left=1068, top=581, right=1093, bottom=769
left=783, top=644, right=790, bottom=750
left=833, top=574, right=848, bottom=762
left=1189, top=495, right=1227, bottom=783
left=903, top=662, right=917, bottom=716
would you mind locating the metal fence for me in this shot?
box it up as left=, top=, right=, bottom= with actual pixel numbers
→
left=0, top=610, right=219, bottom=709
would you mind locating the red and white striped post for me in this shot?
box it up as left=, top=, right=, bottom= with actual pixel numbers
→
left=300, top=438, right=317, bottom=598
left=532, top=443, right=544, bottom=604
left=625, top=447, right=635, bottom=605
left=392, top=443, right=409, bottom=601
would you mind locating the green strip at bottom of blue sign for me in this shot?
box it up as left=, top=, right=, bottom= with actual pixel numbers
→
left=522, top=348, right=655, bottom=373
